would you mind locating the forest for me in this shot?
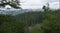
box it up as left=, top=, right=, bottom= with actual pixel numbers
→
left=0, top=9, right=60, bottom=33
left=0, top=0, right=60, bottom=33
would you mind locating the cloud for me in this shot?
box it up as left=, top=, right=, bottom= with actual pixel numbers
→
left=20, top=0, right=59, bottom=9
left=47, top=0, right=59, bottom=3
left=50, top=2, right=59, bottom=9
left=21, top=0, right=47, bottom=9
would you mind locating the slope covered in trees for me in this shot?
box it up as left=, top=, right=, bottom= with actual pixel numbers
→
left=0, top=9, right=60, bottom=33
left=13, top=11, right=45, bottom=26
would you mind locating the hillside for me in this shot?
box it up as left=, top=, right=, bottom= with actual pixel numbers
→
left=13, top=11, right=45, bottom=26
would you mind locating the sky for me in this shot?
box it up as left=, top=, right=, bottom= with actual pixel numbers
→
left=20, top=0, right=59, bottom=9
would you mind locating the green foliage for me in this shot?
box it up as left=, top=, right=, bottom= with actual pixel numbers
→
left=0, top=9, right=60, bottom=33
left=14, top=11, right=45, bottom=26
left=40, top=10, right=60, bottom=33
left=31, top=25, right=43, bottom=33
left=0, top=14, right=26, bottom=33
left=31, top=9, right=60, bottom=33
left=31, top=28, right=41, bottom=33
left=40, top=13, right=60, bottom=33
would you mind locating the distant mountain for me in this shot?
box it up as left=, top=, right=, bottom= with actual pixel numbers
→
left=0, top=8, right=43, bottom=15
left=0, top=9, right=31, bottom=15
left=0, top=8, right=56, bottom=15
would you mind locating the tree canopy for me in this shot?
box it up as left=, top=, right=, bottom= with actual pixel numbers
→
left=0, top=0, right=20, bottom=9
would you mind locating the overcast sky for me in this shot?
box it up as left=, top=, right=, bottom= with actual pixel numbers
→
left=20, top=0, right=59, bottom=9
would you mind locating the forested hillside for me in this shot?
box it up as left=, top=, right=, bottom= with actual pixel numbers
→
left=14, top=11, right=45, bottom=26
left=0, top=9, right=60, bottom=33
